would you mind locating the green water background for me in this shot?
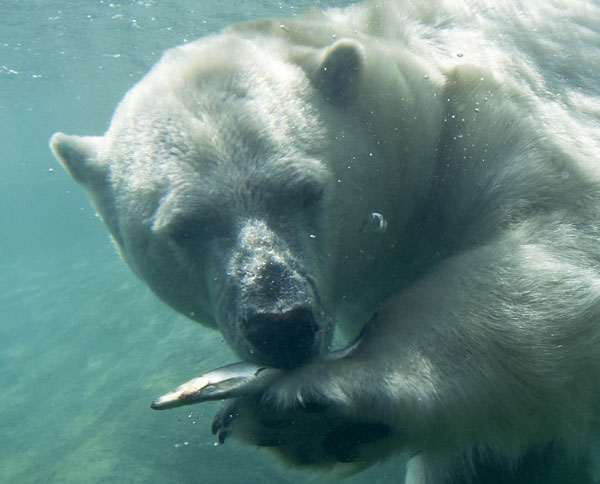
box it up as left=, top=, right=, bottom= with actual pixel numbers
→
left=0, top=1, right=406, bottom=482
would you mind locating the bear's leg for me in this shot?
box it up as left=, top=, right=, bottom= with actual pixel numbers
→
left=217, top=224, right=600, bottom=478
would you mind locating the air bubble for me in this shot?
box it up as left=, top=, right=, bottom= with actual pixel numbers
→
left=370, top=213, right=388, bottom=233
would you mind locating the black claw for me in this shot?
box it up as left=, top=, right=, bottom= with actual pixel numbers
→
left=222, top=410, right=236, bottom=427
left=212, top=404, right=238, bottom=434
left=218, top=428, right=230, bottom=444
left=211, top=417, right=222, bottom=435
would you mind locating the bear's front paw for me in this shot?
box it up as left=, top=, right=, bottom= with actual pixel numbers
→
left=152, top=359, right=394, bottom=467
left=211, top=387, right=391, bottom=467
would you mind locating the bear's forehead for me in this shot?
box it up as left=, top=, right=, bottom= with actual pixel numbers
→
left=106, top=78, right=329, bottom=202
left=107, top=37, right=326, bottom=179
left=124, top=35, right=312, bottom=123
left=110, top=108, right=323, bottom=179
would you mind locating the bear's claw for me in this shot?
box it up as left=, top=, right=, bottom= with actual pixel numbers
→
left=211, top=394, right=392, bottom=466
left=211, top=400, right=242, bottom=438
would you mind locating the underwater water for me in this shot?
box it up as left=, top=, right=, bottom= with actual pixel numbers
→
left=0, top=1, right=406, bottom=482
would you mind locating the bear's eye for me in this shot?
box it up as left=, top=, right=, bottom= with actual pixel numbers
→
left=167, top=220, right=203, bottom=245
left=298, top=180, right=325, bottom=209
left=166, top=212, right=231, bottom=246
left=170, top=227, right=197, bottom=244
left=263, top=178, right=324, bottom=215
left=275, top=180, right=324, bottom=215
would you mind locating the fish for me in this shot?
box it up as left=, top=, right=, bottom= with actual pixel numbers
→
left=151, top=330, right=365, bottom=410
left=150, top=361, right=282, bottom=410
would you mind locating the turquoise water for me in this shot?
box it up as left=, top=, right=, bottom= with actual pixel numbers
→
left=0, top=1, right=405, bottom=482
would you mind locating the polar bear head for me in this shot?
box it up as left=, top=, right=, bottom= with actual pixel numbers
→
left=50, top=17, right=441, bottom=368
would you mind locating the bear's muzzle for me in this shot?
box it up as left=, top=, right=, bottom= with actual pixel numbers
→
left=241, top=305, right=319, bottom=368
left=223, top=218, right=326, bottom=368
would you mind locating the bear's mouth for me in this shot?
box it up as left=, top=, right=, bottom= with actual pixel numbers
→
left=240, top=306, right=321, bottom=368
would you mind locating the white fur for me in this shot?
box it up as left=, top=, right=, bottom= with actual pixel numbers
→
left=50, top=0, right=600, bottom=481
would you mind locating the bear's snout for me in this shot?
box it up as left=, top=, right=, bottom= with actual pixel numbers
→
left=219, top=218, right=328, bottom=368
left=241, top=306, right=319, bottom=368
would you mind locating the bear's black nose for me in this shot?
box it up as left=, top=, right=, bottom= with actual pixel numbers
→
left=241, top=307, right=319, bottom=368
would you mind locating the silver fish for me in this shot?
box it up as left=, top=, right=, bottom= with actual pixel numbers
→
left=150, top=362, right=282, bottom=410
left=151, top=331, right=365, bottom=410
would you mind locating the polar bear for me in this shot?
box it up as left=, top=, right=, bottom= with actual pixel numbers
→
left=50, top=0, right=600, bottom=482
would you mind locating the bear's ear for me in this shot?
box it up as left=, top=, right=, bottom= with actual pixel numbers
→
left=314, top=39, right=363, bottom=101
left=49, top=133, right=108, bottom=189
